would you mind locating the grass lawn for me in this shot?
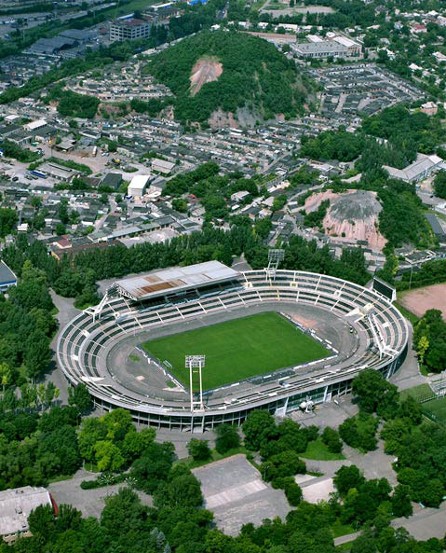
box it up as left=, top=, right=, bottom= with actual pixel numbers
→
left=399, top=383, right=435, bottom=403
left=422, top=396, right=446, bottom=425
left=331, top=520, right=355, bottom=539
left=300, top=437, right=345, bottom=461
left=143, top=312, right=329, bottom=391
left=394, top=300, right=420, bottom=326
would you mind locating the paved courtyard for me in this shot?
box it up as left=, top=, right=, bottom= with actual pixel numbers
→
left=48, top=470, right=152, bottom=519
left=193, top=454, right=290, bottom=535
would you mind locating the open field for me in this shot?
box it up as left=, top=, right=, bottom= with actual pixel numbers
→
left=399, top=283, right=446, bottom=319
left=422, top=396, right=446, bottom=424
left=143, top=312, right=329, bottom=391
left=400, top=383, right=435, bottom=403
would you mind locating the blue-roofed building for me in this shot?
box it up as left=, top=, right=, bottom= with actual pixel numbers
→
left=0, top=261, right=17, bottom=293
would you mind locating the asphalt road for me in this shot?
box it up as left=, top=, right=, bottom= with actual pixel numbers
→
left=46, top=290, right=81, bottom=404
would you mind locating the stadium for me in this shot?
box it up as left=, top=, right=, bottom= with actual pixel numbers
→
left=57, top=260, right=409, bottom=431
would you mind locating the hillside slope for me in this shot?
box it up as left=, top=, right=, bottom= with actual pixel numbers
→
left=147, top=30, right=312, bottom=126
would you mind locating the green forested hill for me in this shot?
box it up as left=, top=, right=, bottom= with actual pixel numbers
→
left=147, top=30, right=311, bottom=125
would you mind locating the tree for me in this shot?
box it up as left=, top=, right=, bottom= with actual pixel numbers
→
left=188, top=438, right=212, bottom=461
left=55, top=222, right=66, bottom=236
left=28, top=504, right=55, bottom=537
left=283, top=479, right=303, bottom=506
left=68, top=383, right=93, bottom=415
left=417, top=335, right=429, bottom=365
left=0, top=362, right=12, bottom=392
left=154, top=471, right=203, bottom=509
left=242, top=410, right=276, bottom=451
left=94, top=440, right=125, bottom=472
left=101, top=488, right=149, bottom=541
left=339, top=413, right=379, bottom=452
left=321, top=427, right=342, bottom=454
left=215, top=425, right=241, bottom=454
left=0, top=207, right=18, bottom=237
left=121, top=427, right=156, bottom=462
left=334, top=465, right=365, bottom=497
left=433, top=170, right=446, bottom=199
left=130, top=441, right=175, bottom=493
left=23, top=332, right=51, bottom=379
left=351, top=369, right=399, bottom=418
left=78, top=417, right=107, bottom=463
left=260, top=450, right=306, bottom=482
left=391, top=484, right=413, bottom=518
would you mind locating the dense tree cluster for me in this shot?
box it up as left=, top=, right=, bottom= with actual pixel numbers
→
left=399, top=259, right=446, bottom=290
left=0, top=404, right=80, bottom=490
left=362, top=105, right=446, bottom=157
left=350, top=369, right=446, bottom=507
left=433, top=170, right=446, bottom=199
left=303, top=199, right=330, bottom=229
left=2, top=216, right=371, bottom=308
left=46, top=86, right=100, bottom=119
left=0, top=207, right=18, bottom=238
left=130, top=98, right=170, bottom=117
left=413, top=309, right=446, bottom=373
left=242, top=411, right=315, bottom=494
left=0, top=261, right=55, bottom=383
left=165, top=163, right=262, bottom=221
left=301, top=130, right=364, bottom=162
left=377, top=184, right=434, bottom=249
left=339, top=412, right=379, bottom=452
left=0, top=139, right=39, bottom=163
left=149, top=30, right=312, bottom=125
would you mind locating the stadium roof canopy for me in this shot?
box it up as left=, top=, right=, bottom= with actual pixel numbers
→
left=115, top=261, right=240, bottom=301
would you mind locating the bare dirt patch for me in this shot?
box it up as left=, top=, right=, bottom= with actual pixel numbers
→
left=399, top=283, right=446, bottom=319
left=190, top=56, right=223, bottom=97
left=304, top=189, right=386, bottom=252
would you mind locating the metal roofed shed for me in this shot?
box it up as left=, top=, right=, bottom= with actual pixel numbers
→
left=0, top=486, right=53, bottom=540
left=115, top=261, right=241, bottom=301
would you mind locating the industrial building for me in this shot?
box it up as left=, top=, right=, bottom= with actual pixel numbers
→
left=384, top=153, right=444, bottom=183
left=110, top=18, right=151, bottom=42
left=128, top=174, right=151, bottom=197
left=293, top=35, right=361, bottom=59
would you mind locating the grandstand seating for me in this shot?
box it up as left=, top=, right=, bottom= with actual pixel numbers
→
left=57, top=270, right=409, bottom=429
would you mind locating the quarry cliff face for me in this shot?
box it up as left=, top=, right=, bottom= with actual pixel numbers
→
left=304, top=189, right=387, bottom=251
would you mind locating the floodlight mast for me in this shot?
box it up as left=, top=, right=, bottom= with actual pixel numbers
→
left=266, top=249, right=285, bottom=280
left=185, top=355, right=205, bottom=412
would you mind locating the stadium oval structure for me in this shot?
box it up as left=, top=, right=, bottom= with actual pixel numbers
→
left=57, top=262, right=409, bottom=430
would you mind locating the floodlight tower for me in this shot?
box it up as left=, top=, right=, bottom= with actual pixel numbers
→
left=185, top=355, right=205, bottom=412
left=266, top=248, right=285, bottom=280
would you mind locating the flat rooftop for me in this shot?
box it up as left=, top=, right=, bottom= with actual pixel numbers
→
left=115, top=261, right=240, bottom=301
left=0, top=486, right=52, bottom=537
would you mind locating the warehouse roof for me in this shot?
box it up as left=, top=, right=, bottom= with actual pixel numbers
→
left=129, top=174, right=150, bottom=191
left=115, top=261, right=240, bottom=301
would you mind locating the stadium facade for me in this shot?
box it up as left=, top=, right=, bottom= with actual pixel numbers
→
left=57, top=262, right=409, bottom=431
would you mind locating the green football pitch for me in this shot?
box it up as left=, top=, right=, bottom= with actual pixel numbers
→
left=142, top=312, right=330, bottom=391
left=422, top=397, right=446, bottom=425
